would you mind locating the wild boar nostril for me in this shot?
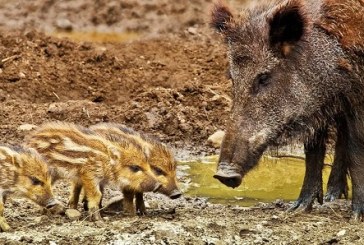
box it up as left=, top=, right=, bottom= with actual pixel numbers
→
left=153, top=183, right=162, bottom=192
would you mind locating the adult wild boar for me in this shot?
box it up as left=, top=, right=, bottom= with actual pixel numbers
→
left=211, top=0, right=364, bottom=219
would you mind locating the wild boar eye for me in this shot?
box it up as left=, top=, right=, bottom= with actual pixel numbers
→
left=129, top=165, right=142, bottom=173
left=152, top=166, right=166, bottom=176
left=252, top=72, right=271, bottom=94
left=29, top=176, right=43, bottom=186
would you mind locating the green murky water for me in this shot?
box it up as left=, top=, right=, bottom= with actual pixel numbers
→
left=182, top=155, right=350, bottom=206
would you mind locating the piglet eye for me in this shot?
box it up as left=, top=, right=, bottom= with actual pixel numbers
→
left=129, top=165, right=142, bottom=173
left=30, top=176, right=43, bottom=186
left=152, top=166, right=166, bottom=176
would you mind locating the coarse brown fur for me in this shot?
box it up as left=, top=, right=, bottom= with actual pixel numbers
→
left=0, top=146, right=55, bottom=231
left=88, top=123, right=180, bottom=215
left=319, top=0, right=364, bottom=52
left=211, top=0, right=364, bottom=218
left=24, top=122, right=161, bottom=221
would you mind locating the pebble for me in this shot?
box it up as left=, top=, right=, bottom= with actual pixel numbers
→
left=17, top=123, right=37, bottom=131
left=19, top=72, right=26, bottom=78
left=65, top=209, right=81, bottom=220
left=56, top=18, right=73, bottom=31
left=256, top=224, right=264, bottom=231
left=336, top=229, right=346, bottom=237
left=187, top=27, right=198, bottom=35
left=261, top=220, right=269, bottom=226
left=206, top=130, right=225, bottom=148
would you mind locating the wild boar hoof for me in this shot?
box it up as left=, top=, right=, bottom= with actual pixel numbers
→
left=324, top=184, right=348, bottom=202
left=0, top=217, right=11, bottom=232
left=288, top=201, right=313, bottom=213
left=352, top=204, right=364, bottom=222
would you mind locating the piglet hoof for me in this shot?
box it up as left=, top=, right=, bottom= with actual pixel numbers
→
left=88, top=210, right=103, bottom=222
left=0, top=217, right=11, bottom=232
left=136, top=205, right=147, bottom=216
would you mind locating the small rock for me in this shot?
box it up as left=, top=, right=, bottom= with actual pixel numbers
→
left=187, top=27, right=198, bottom=35
left=19, top=72, right=26, bottom=78
left=254, top=237, right=263, bottom=244
left=261, top=220, right=269, bottom=226
left=207, top=130, right=225, bottom=148
left=337, top=229, right=346, bottom=237
left=256, top=224, right=264, bottom=231
left=56, top=18, right=73, bottom=31
left=17, top=124, right=37, bottom=131
left=33, top=216, right=42, bottom=223
left=65, top=209, right=81, bottom=220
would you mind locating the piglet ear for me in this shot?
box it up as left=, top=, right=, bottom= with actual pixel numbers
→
left=268, top=0, right=309, bottom=56
left=211, top=0, right=234, bottom=33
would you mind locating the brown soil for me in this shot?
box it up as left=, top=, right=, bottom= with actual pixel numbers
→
left=0, top=0, right=363, bottom=244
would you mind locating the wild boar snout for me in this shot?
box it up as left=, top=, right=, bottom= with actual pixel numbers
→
left=214, top=162, right=243, bottom=188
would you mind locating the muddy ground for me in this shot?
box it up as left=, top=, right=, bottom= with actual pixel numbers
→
left=0, top=0, right=363, bottom=244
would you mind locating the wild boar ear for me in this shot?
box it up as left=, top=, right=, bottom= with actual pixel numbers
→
left=211, top=0, right=234, bottom=34
left=268, top=0, right=309, bottom=57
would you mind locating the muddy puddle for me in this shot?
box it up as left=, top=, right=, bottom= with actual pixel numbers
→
left=181, top=155, right=351, bottom=206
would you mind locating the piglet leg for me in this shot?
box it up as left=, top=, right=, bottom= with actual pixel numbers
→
left=135, top=192, right=147, bottom=215
left=0, top=196, right=10, bottom=232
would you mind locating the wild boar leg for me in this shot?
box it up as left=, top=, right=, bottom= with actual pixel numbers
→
left=347, top=113, right=364, bottom=221
left=0, top=195, right=10, bottom=232
left=122, top=190, right=136, bottom=216
left=135, top=192, right=147, bottom=215
left=81, top=175, right=103, bottom=221
left=68, top=180, right=82, bottom=209
left=290, top=128, right=327, bottom=211
left=325, top=116, right=349, bottom=201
